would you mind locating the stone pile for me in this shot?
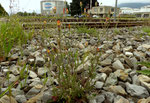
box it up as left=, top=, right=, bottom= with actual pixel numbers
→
left=0, top=26, right=150, bottom=103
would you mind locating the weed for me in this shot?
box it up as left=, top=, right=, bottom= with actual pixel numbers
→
left=76, top=26, right=98, bottom=37
left=137, top=62, right=150, bottom=76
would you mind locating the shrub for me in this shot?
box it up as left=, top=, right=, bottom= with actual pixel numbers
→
left=48, top=44, right=99, bottom=103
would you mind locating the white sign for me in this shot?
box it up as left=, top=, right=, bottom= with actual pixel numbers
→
left=43, top=2, right=55, bottom=10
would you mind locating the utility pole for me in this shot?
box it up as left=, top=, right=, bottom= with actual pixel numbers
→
left=114, top=0, right=118, bottom=21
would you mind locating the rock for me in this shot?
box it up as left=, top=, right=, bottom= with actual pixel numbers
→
left=11, top=88, right=25, bottom=97
left=10, top=66, right=20, bottom=75
left=113, top=60, right=125, bottom=70
left=26, top=85, right=42, bottom=99
left=137, top=97, right=150, bottom=103
left=35, top=56, right=45, bottom=67
left=78, top=43, right=85, bottom=49
left=114, top=70, right=128, bottom=81
left=95, top=95, right=105, bottom=103
left=0, top=95, right=17, bottom=103
left=29, top=71, right=37, bottom=78
left=104, top=85, right=127, bottom=95
left=42, top=90, right=52, bottom=103
left=141, top=44, right=150, bottom=49
left=132, top=75, right=140, bottom=85
left=125, top=52, right=133, bottom=57
left=15, top=95, right=27, bottom=103
left=28, top=58, right=35, bottom=65
left=38, top=67, right=48, bottom=76
left=98, top=67, right=112, bottom=75
left=114, top=95, right=129, bottom=103
left=138, top=75, right=150, bottom=92
left=95, top=81, right=104, bottom=89
left=105, top=73, right=118, bottom=87
left=89, top=99, right=96, bottom=103
left=125, top=57, right=138, bottom=69
left=133, top=51, right=146, bottom=59
left=123, top=46, right=133, bottom=52
left=113, top=43, right=121, bottom=53
left=102, top=92, right=115, bottom=103
left=75, top=60, right=91, bottom=73
left=126, top=82, right=149, bottom=98
left=100, top=59, right=112, bottom=66
left=95, top=73, right=107, bottom=82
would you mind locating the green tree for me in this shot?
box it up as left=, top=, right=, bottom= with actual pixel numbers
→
left=70, top=0, right=99, bottom=16
left=0, top=4, right=8, bottom=16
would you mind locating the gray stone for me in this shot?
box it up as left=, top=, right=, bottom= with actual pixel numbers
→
left=38, top=67, right=48, bottom=76
left=125, top=52, right=133, bottom=57
left=95, top=73, right=107, bottom=82
left=0, top=95, right=17, bottom=103
left=102, top=92, right=115, bottom=103
left=95, top=81, right=104, bottom=89
left=98, top=67, right=112, bottom=75
left=95, top=95, right=105, bottom=103
left=29, top=71, right=37, bottom=79
left=104, top=85, right=127, bottom=95
left=10, top=66, right=20, bottom=75
left=42, top=90, right=52, bottom=103
left=28, top=58, right=35, bottom=65
left=114, top=95, right=129, bottom=103
left=126, top=82, right=149, bottom=98
left=132, top=75, right=140, bottom=85
left=113, top=60, right=125, bottom=70
left=105, top=73, right=118, bottom=87
left=11, top=88, right=25, bottom=97
left=100, top=59, right=112, bottom=66
left=15, top=95, right=27, bottom=103
left=26, top=85, right=42, bottom=99
left=35, top=56, right=45, bottom=67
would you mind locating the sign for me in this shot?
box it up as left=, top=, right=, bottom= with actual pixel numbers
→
left=43, top=2, right=55, bottom=10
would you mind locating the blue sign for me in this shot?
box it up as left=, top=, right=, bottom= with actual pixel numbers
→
left=44, top=3, right=52, bottom=9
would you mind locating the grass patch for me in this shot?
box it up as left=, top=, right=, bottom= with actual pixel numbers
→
left=0, top=16, right=33, bottom=57
left=137, top=62, right=150, bottom=76
left=77, top=26, right=98, bottom=37
left=142, top=26, right=150, bottom=36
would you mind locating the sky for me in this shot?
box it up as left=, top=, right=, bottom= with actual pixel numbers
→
left=0, top=0, right=150, bottom=14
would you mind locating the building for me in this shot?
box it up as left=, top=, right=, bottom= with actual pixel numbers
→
left=120, top=7, right=134, bottom=14
left=134, top=5, right=150, bottom=18
left=120, top=5, right=150, bottom=18
left=41, top=0, right=66, bottom=16
left=90, top=5, right=120, bottom=17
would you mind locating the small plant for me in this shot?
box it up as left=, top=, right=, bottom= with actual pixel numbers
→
left=0, top=16, right=34, bottom=57
left=142, top=26, right=150, bottom=36
left=77, top=26, right=98, bottom=37
left=137, top=62, right=150, bottom=76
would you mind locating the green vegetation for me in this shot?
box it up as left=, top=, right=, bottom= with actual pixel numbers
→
left=142, top=26, right=150, bottom=36
left=48, top=45, right=98, bottom=103
left=137, top=62, right=150, bottom=76
left=0, top=16, right=33, bottom=57
left=77, top=27, right=98, bottom=37
left=0, top=4, right=8, bottom=16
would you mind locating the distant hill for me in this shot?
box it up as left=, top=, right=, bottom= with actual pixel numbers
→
left=118, top=3, right=150, bottom=8
left=0, top=4, right=8, bottom=16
